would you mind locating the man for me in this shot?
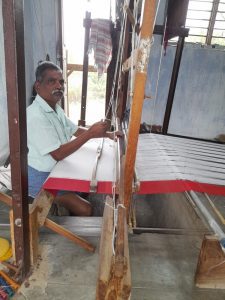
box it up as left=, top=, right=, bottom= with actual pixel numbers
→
left=27, top=61, right=114, bottom=216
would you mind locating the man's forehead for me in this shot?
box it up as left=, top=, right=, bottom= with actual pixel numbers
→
left=44, top=69, right=63, bottom=78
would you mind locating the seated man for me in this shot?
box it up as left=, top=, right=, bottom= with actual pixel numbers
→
left=27, top=61, right=115, bottom=216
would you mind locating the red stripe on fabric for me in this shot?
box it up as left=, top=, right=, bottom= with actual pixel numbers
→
left=138, top=180, right=225, bottom=196
left=44, top=178, right=225, bottom=196
left=43, top=178, right=113, bottom=194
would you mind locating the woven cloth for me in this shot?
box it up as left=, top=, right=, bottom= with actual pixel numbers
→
left=88, top=19, right=112, bottom=78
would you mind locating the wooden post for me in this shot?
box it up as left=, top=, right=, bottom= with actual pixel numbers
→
left=116, top=1, right=132, bottom=121
left=96, top=197, right=131, bottom=300
left=123, top=0, right=156, bottom=213
left=29, top=208, right=39, bottom=265
left=195, top=235, right=225, bottom=289
left=79, top=11, right=92, bottom=126
left=3, top=0, right=30, bottom=278
left=96, top=196, right=114, bottom=299
left=9, top=210, right=16, bottom=262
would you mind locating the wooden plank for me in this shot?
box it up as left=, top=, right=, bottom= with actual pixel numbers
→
left=67, top=63, right=97, bottom=74
left=96, top=196, right=114, bottom=300
left=195, top=235, right=225, bottom=289
left=114, top=205, right=126, bottom=279
left=0, top=192, right=12, bottom=206
left=29, top=189, right=55, bottom=226
left=46, top=216, right=102, bottom=236
left=102, top=204, right=131, bottom=300
left=123, top=0, right=156, bottom=213
left=44, top=218, right=95, bottom=253
left=116, top=0, right=133, bottom=121
left=121, top=219, right=131, bottom=299
left=29, top=207, right=39, bottom=265
left=9, top=209, right=16, bottom=262
left=124, top=5, right=135, bottom=26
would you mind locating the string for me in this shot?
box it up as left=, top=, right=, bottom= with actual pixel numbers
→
left=105, top=0, right=128, bottom=119
left=149, top=15, right=167, bottom=134
left=106, top=2, right=131, bottom=254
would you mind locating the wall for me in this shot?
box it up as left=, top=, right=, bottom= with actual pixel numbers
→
left=142, top=1, right=225, bottom=140
left=24, top=0, right=61, bottom=105
left=0, top=1, right=60, bottom=165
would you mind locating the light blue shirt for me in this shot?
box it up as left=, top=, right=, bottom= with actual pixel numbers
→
left=27, top=95, right=77, bottom=172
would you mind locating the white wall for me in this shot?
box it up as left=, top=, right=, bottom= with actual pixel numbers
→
left=143, top=2, right=225, bottom=140
left=24, top=0, right=61, bottom=105
left=0, top=1, right=61, bottom=165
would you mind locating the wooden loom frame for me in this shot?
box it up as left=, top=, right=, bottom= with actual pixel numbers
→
left=2, top=0, right=225, bottom=296
left=97, top=0, right=225, bottom=296
left=96, top=0, right=156, bottom=298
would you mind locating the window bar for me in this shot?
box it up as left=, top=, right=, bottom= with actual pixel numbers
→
left=206, top=0, right=220, bottom=44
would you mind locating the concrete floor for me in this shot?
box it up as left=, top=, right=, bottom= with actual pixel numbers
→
left=1, top=193, right=225, bottom=299
left=12, top=231, right=225, bottom=300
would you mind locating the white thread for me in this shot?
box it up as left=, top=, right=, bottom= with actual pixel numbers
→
left=149, top=16, right=167, bottom=133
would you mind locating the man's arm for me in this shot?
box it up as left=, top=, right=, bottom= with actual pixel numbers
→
left=50, top=121, right=108, bottom=161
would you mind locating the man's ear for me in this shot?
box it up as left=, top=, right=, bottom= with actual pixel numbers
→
left=34, top=81, right=40, bottom=92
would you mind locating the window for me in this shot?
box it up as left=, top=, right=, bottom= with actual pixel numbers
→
left=185, top=0, right=225, bottom=45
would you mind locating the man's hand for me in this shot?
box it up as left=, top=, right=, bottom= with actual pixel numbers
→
left=87, top=121, right=109, bottom=139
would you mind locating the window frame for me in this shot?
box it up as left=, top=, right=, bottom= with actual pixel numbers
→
left=185, top=0, right=225, bottom=46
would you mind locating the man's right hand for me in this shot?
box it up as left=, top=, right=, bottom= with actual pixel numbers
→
left=87, top=121, right=108, bottom=138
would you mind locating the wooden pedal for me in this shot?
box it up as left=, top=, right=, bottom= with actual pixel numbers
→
left=195, top=235, right=225, bottom=289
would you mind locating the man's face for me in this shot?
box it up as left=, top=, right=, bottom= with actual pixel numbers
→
left=35, top=69, right=65, bottom=107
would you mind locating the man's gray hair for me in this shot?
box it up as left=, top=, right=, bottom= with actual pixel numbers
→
left=35, top=61, right=62, bottom=82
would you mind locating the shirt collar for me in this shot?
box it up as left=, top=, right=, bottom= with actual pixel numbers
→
left=35, top=94, right=59, bottom=113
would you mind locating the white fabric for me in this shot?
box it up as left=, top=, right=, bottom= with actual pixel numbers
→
left=136, top=133, right=225, bottom=186
left=49, top=138, right=116, bottom=182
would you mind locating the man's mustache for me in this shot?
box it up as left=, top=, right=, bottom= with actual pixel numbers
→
left=52, top=89, right=64, bottom=95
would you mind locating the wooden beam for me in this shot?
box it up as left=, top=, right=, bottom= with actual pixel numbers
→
left=124, top=5, right=135, bottom=26
left=29, top=207, right=39, bottom=265
left=79, top=12, right=92, bottom=126
left=121, top=215, right=131, bottom=299
left=67, top=63, right=97, bottom=74
left=0, top=192, right=12, bottom=206
left=116, top=1, right=133, bottom=121
left=102, top=203, right=131, bottom=299
left=9, top=209, right=16, bottom=261
left=96, top=196, right=114, bottom=299
left=29, top=190, right=55, bottom=226
left=123, top=0, right=156, bottom=213
left=44, top=218, right=95, bottom=253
